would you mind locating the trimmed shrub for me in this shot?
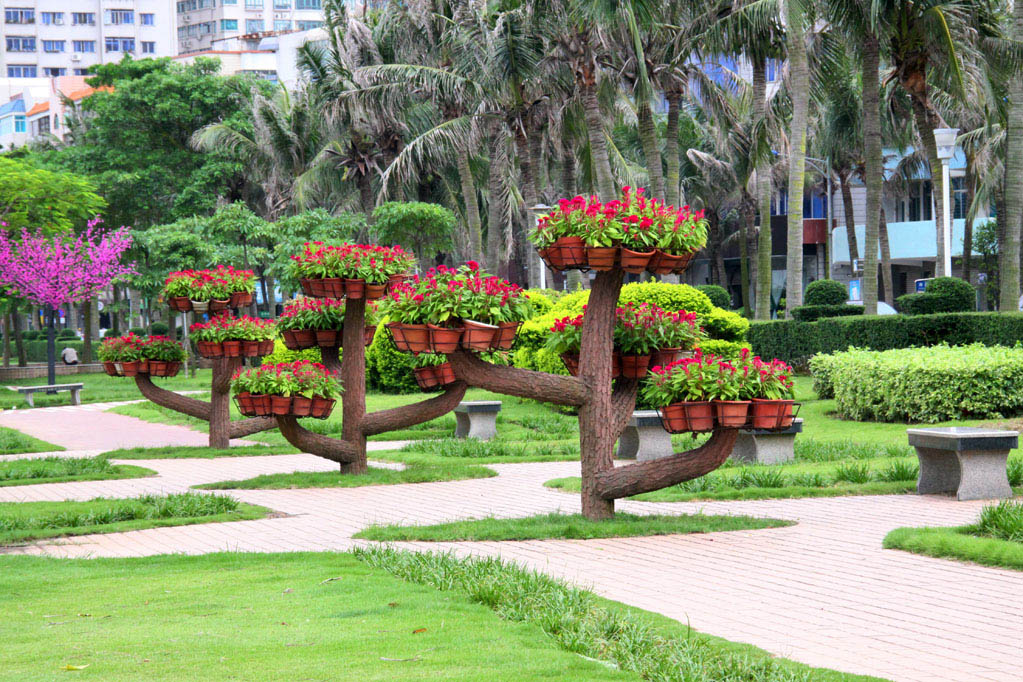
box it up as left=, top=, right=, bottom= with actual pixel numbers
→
left=790, top=304, right=864, bottom=322
left=128, top=326, right=147, bottom=337
left=150, top=321, right=169, bottom=336
left=21, top=330, right=40, bottom=340
left=698, top=308, right=749, bottom=341
left=521, top=289, right=555, bottom=317
left=808, top=353, right=837, bottom=398
left=695, top=339, right=750, bottom=359
left=261, top=338, right=321, bottom=366
left=696, top=284, right=731, bottom=309
left=365, top=323, right=418, bottom=393
left=617, top=280, right=713, bottom=315
left=56, top=329, right=78, bottom=340
left=103, top=328, right=120, bottom=338
left=804, top=279, right=847, bottom=306
left=828, top=344, right=1023, bottom=422
left=23, top=340, right=100, bottom=362
left=896, top=277, right=975, bottom=315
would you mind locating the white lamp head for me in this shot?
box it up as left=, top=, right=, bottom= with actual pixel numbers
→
left=933, top=128, right=959, bottom=161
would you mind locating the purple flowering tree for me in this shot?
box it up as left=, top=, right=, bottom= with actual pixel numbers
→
left=0, top=219, right=133, bottom=386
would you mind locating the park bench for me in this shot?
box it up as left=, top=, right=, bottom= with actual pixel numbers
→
left=6, top=382, right=83, bottom=408
left=617, top=410, right=674, bottom=461
left=454, top=401, right=502, bottom=440
left=733, top=418, right=803, bottom=465
left=907, top=427, right=1018, bottom=501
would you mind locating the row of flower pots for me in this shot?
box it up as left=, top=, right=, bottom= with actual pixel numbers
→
left=195, top=339, right=275, bottom=358
left=234, top=393, right=336, bottom=419
left=658, top=399, right=798, bottom=433
left=538, top=239, right=695, bottom=275
left=102, top=360, right=182, bottom=378
left=298, top=276, right=400, bottom=301
left=281, top=326, right=376, bottom=350
left=387, top=320, right=520, bottom=354
left=560, top=348, right=689, bottom=379
left=413, top=362, right=457, bottom=390
left=167, top=291, right=253, bottom=313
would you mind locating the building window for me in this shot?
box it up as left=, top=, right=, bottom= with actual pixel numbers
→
left=34, top=115, right=50, bottom=135
left=297, top=20, right=323, bottom=30
left=246, top=0, right=263, bottom=7
left=43, top=40, right=64, bottom=53
left=223, top=0, right=237, bottom=4
left=221, top=19, right=238, bottom=31
left=7, top=64, right=37, bottom=77
left=141, top=13, right=155, bottom=26
left=73, top=68, right=89, bottom=75
left=274, top=0, right=292, bottom=7
left=4, top=8, right=34, bottom=24
left=105, top=10, right=134, bottom=25
left=14, top=115, right=26, bottom=133
left=297, top=0, right=321, bottom=7
left=5, top=36, right=35, bottom=52
left=40, top=12, right=63, bottom=26
left=952, top=176, right=968, bottom=220
left=73, top=40, right=96, bottom=53
left=141, top=41, right=156, bottom=54
left=771, top=188, right=788, bottom=216
left=43, top=67, right=66, bottom=77
left=105, top=37, right=135, bottom=53
left=274, top=20, right=292, bottom=31
left=905, top=180, right=933, bottom=222
left=72, top=13, right=96, bottom=26
left=245, top=19, right=264, bottom=32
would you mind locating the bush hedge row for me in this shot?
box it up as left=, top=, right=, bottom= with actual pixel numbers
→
left=790, top=304, right=864, bottom=322
left=749, top=312, right=1023, bottom=366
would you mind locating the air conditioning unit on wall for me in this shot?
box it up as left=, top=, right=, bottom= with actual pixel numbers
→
left=71, top=53, right=82, bottom=61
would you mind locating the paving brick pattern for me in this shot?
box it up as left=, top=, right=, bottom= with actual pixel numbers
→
left=2, top=407, right=1022, bottom=682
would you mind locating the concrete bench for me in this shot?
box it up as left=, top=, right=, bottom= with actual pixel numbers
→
left=907, top=427, right=1018, bottom=501
left=454, top=401, right=502, bottom=440
left=733, top=419, right=803, bottom=465
left=617, top=410, right=674, bottom=461
left=6, top=382, right=83, bottom=408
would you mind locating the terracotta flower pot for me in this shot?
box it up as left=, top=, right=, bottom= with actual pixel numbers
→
left=235, top=392, right=254, bottom=416
left=103, top=361, right=119, bottom=377
left=270, top=395, right=293, bottom=416
left=242, top=340, right=261, bottom=357
left=659, top=401, right=714, bottom=433
left=137, top=358, right=150, bottom=374
left=619, top=354, right=651, bottom=379
left=316, top=329, right=339, bottom=347
left=190, top=300, right=209, bottom=314
left=300, top=278, right=316, bottom=297
left=222, top=340, right=242, bottom=357
left=363, top=325, right=377, bottom=347
left=619, top=248, right=655, bottom=274
left=230, top=291, right=253, bottom=308
left=169, top=296, right=191, bottom=312
left=646, top=250, right=686, bottom=275
left=538, top=246, right=563, bottom=271
left=428, top=324, right=463, bottom=353
left=751, top=399, right=796, bottom=429
left=209, top=299, right=230, bottom=313
left=493, top=321, right=521, bottom=350
left=386, top=321, right=409, bottom=351
left=310, top=397, right=336, bottom=419
left=156, top=361, right=181, bottom=378
left=651, top=348, right=686, bottom=368
left=387, top=273, right=413, bottom=293
left=252, top=394, right=272, bottom=416
left=207, top=342, right=224, bottom=358
left=259, top=339, right=275, bottom=355
left=414, top=365, right=440, bottom=390
left=461, top=319, right=498, bottom=351
left=435, top=361, right=457, bottom=385
left=365, top=282, right=387, bottom=300
left=586, top=246, right=618, bottom=271
left=714, top=400, right=751, bottom=428
left=401, top=323, right=430, bottom=353
left=120, top=360, right=140, bottom=378
left=149, top=360, right=166, bottom=375
left=551, top=236, right=587, bottom=269
left=561, top=353, right=580, bottom=376
left=293, top=329, right=317, bottom=349
left=344, top=278, right=365, bottom=299
left=672, top=251, right=696, bottom=274
left=291, top=395, right=313, bottom=417
left=282, top=329, right=299, bottom=350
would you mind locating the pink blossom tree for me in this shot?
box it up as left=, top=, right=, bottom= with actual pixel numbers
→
left=0, top=219, right=134, bottom=386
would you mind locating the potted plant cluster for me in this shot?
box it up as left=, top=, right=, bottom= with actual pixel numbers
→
left=278, top=298, right=379, bottom=350
left=747, top=353, right=797, bottom=429
left=289, top=243, right=416, bottom=300
left=163, top=266, right=256, bottom=313
left=530, top=187, right=708, bottom=274
left=97, top=333, right=144, bottom=377
left=411, top=353, right=458, bottom=390
left=139, top=336, right=187, bottom=377
left=546, top=303, right=705, bottom=379
left=231, top=360, right=342, bottom=419
left=190, top=315, right=276, bottom=358
left=384, top=262, right=533, bottom=354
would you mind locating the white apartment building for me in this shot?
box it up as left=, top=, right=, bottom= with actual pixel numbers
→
left=2, top=2, right=177, bottom=78
left=176, top=0, right=325, bottom=54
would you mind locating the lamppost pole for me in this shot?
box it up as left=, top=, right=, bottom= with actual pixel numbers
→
left=934, top=128, right=959, bottom=278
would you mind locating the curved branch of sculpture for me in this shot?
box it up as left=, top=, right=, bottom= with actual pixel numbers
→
left=447, top=351, right=587, bottom=406
left=135, top=374, right=212, bottom=420
left=594, top=428, right=738, bottom=500
left=229, top=416, right=277, bottom=438
left=610, top=379, right=639, bottom=438
left=362, top=381, right=468, bottom=436
left=276, top=416, right=360, bottom=464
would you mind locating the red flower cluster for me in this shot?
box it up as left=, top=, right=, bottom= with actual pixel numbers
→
left=385, top=263, right=532, bottom=325
left=163, top=266, right=255, bottom=299
left=289, top=243, right=415, bottom=281
left=190, top=314, right=275, bottom=342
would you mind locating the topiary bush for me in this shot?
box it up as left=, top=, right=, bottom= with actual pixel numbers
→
left=790, top=304, right=864, bottom=322
left=828, top=344, right=1023, bottom=422
left=804, top=279, right=848, bottom=306
left=617, top=280, right=713, bottom=315
left=365, top=322, right=418, bottom=393
left=808, top=353, right=837, bottom=398
left=897, top=277, right=975, bottom=315
left=21, top=330, right=39, bottom=340
left=695, top=339, right=751, bottom=359
left=262, top=338, right=321, bottom=366
left=150, top=321, right=169, bottom=336
left=129, top=326, right=147, bottom=337
left=103, top=328, right=120, bottom=338
left=698, top=308, right=749, bottom=342
left=696, top=284, right=731, bottom=310
left=56, top=329, right=78, bottom=340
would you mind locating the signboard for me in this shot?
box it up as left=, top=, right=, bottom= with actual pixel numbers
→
left=915, top=278, right=932, bottom=293
left=848, top=278, right=861, bottom=302
left=978, top=272, right=988, bottom=285
left=852, top=258, right=864, bottom=273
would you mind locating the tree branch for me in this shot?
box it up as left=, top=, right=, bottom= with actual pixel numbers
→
left=447, top=351, right=587, bottom=406
left=134, top=374, right=212, bottom=420
left=276, top=415, right=361, bottom=464
left=610, top=378, right=639, bottom=438
left=229, top=416, right=278, bottom=438
left=361, top=381, right=468, bottom=436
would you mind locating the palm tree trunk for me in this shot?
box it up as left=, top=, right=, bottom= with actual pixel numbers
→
left=514, top=127, right=541, bottom=288
left=1001, top=1, right=1023, bottom=309
left=909, top=98, right=950, bottom=277
left=963, top=158, right=977, bottom=283
left=879, top=205, right=894, bottom=303
left=456, top=146, right=484, bottom=262
left=358, top=172, right=374, bottom=214
left=784, top=2, right=810, bottom=316
left=636, top=99, right=665, bottom=200
left=840, top=172, right=859, bottom=263
left=581, top=82, right=616, bottom=200
left=740, top=193, right=754, bottom=316
left=753, top=59, right=773, bottom=320
left=861, top=32, right=882, bottom=314
left=487, top=126, right=510, bottom=276
left=561, top=136, right=584, bottom=290
left=664, top=90, right=681, bottom=206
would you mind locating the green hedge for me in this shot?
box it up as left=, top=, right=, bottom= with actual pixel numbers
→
left=804, top=279, right=847, bottom=305
left=790, top=304, right=864, bottom=322
left=749, top=312, right=1023, bottom=366
left=22, top=340, right=101, bottom=363
left=823, top=345, right=1023, bottom=422
left=696, top=284, right=730, bottom=309
left=895, top=276, right=975, bottom=315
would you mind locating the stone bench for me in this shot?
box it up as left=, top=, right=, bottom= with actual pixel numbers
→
left=6, top=382, right=83, bottom=408
left=733, top=419, right=803, bottom=465
left=453, top=401, right=502, bottom=440
left=907, top=427, right=1018, bottom=501
left=617, top=410, right=674, bottom=461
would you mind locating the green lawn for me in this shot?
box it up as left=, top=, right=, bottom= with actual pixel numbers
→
left=0, top=550, right=882, bottom=681
left=0, top=370, right=213, bottom=409
left=195, top=463, right=495, bottom=490
left=102, top=445, right=299, bottom=459
left=0, top=426, right=63, bottom=454
left=0, top=456, right=154, bottom=487
left=0, top=493, right=268, bottom=545
left=354, top=511, right=792, bottom=542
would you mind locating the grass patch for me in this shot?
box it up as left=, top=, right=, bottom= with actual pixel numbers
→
left=0, top=493, right=268, bottom=545
left=545, top=476, right=915, bottom=502
left=194, top=463, right=495, bottom=490
left=0, top=456, right=155, bottom=487
left=399, top=437, right=578, bottom=459
left=0, top=371, right=212, bottom=409
left=355, top=547, right=882, bottom=682
left=101, top=445, right=299, bottom=459
left=0, top=426, right=63, bottom=454
left=884, top=503, right=1023, bottom=571
left=354, top=511, right=792, bottom=542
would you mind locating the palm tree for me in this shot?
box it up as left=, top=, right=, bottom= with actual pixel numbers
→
left=783, top=0, right=812, bottom=315
left=1001, top=0, right=1023, bottom=310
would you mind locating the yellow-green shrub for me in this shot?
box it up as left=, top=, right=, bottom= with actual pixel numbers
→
left=699, top=308, right=749, bottom=342
left=262, top=339, right=321, bottom=365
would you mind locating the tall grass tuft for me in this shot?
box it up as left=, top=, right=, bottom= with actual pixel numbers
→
left=833, top=462, right=871, bottom=484
left=974, top=501, right=1023, bottom=542
left=401, top=438, right=578, bottom=459
left=0, top=456, right=114, bottom=481
left=0, top=493, right=239, bottom=532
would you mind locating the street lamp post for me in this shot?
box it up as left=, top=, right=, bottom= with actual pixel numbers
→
left=530, top=204, right=552, bottom=289
left=933, top=128, right=959, bottom=278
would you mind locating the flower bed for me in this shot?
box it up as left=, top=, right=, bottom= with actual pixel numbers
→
left=98, top=333, right=187, bottom=378
left=641, top=349, right=796, bottom=433
left=190, top=316, right=276, bottom=358
left=530, top=187, right=708, bottom=274
left=163, top=266, right=256, bottom=313
left=289, top=243, right=415, bottom=300
left=231, top=360, right=342, bottom=419
left=546, top=303, right=704, bottom=379
left=277, top=298, right=379, bottom=350
left=384, top=262, right=533, bottom=354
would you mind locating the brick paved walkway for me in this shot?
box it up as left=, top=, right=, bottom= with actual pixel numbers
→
left=2, top=408, right=1021, bottom=682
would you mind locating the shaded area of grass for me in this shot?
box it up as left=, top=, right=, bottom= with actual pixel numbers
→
left=0, top=552, right=633, bottom=681
left=0, top=456, right=155, bottom=487
left=0, top=371, right=212, bottom=410
left=0, top=426, right=63, bottom=455
left=0, top=493, right=268, bottom=545
left=102, top=445, right=298, bottom=459
left=355, top=511, right=791, bottom=542
left=356, top=547, right=882, bottom=682
left=194, top=463, right=495, bottom=490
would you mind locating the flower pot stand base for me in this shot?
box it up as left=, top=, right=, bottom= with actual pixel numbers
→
left=616, top=410, right=674, bottom=461
left=732, top=418, right=802, bottom=465
left=453, top=400, right=502, bottom=441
